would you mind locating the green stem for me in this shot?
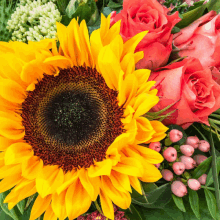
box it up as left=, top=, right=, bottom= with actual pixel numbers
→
left=200, top=185, right=216, bottom=191
left=94, top=200, right=103, bottom=215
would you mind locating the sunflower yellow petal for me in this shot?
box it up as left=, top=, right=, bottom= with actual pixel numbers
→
left=0, top=136, right=16, bottom=151
left=129, top=176, right=142, bottom=195
left=36, top=166, right=64, bottom=198
left=134, top=51, right=144, bottom=64
left=43, top=206, right=57, bottom=220
left=44, top=56, right=73, bottom=69
left=100, top=190, right=114, bottom=220
left=137, top=81, right=156, bottom=96
left=113, top=157, right=143, bottom=177
left=133, top=93, right=159, bottom=118
left=118, top=74, right=138, bottom=107
left=121, top=52, right=135, bottom=77
left=5, top=142, right=33, bottom=165
left=101, top=176, right=131, bottom=210
left=122, top=31, right=148, bottom=57
left=133, top=69, right=151, bottom=85
left=0, top=173, right=22, bottom=194
left=30, top=195, right=52, bottom=220
left=100, top=14, right=110, bottom=41
left=51, top=191, right=67, bottom=220
left=109, top=35, right=123, bottom=61
left=106, top=148, right=121, bottom=166
left=22, top=156, right=43, bottom=180
left=0, top=164, right=21, bottom=179
left=121, top=105, right=135, bottom=124
left=0, top=79, right=25, bottom=104
left=98, top=45, right=121, bottom=90
left=90, top=29, right=103, bottom=66
left=79, top=168, right=95, bottom=201
left=88, top=159, right=112, bottom=178
left=110, top=170, right=132, bottom=193
left=65, top=180, right=91, bottom=220
left=139, top=161, right=162, bottom=182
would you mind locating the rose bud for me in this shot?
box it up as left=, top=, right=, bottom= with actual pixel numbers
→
left=163, top=147, right=177, bottom=162
left=198, top=174, right=207, bottom=185
left=180, top=144, right=194, bottom=157
left=179, top=156, right=196, bottom=169
left=149, top=142, right=161, bottom=152
left=161, top=169, right=174, bottom=181
left=193, top=155, right=207, bottom=165
left=169, top=129, right=183, bottom=143
left=198, top=140, right=210, bottom=152
left=172, top=162, right=185, bottom=175
left=171, top=181, right=188, bottom=197
left=154, top=163, right=160, bottom=168
left=186, top=136, right=200, bottom=149
left=187, top=179, right=201, bottom=191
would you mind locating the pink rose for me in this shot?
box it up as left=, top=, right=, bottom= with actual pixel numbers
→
left=174, top=11, right=220, bottom=69
left=110, top=0, right=181, bottom=70
left=149, top=58, right=220, bottom=129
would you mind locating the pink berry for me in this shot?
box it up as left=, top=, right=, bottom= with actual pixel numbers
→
left=198, top=174, right=207, bottom=185
left=171, top=181, right=188, bottom=197
left=163, top=147, right=177, bottom=162
left=186, top=136, right=200, bottom=149
left=169, top=129, right=183, bottom=143
left=193, top=155, right=207, bottom=165
left=198, top=140, right=210, bottom=152
left=149, top=142, right=161, bottom=152
left=161, top=169, right=174, bottom=181
left=188, top=179, right=201, bottom=191
left=180, top=145, right=194, bottom=156
left=179, top=156, right=196, bottom=169
left=172, top=162, right=185, bottom=175
left=154, top=163, right=160, bottom=168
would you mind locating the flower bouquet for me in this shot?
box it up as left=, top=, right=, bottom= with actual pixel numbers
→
left=0, top=0, right=220, bottom=219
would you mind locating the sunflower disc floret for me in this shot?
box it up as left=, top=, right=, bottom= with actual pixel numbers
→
left=0, top=14, right=168, bottom=220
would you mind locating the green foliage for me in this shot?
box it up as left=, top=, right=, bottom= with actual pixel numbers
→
left=172, top=194, right=186, bottom=212
left=0, top=0, right=18, bottom=41
left=207, top=0, right=220, bottom=12
left=188, top=189, right=200, bottom=219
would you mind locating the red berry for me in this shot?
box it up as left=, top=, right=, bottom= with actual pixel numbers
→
left=179, top=156, right=196, bottom=169
left=169, top=129, right=183, bottom=143
left=180, top=145, right=194, bottom=156
left=149, top=142, right=161, bottom=152
left=188, top=179, right=201, bottom=191
left=163, top=147, right=177, bottom=162
left=186, top=136, right=200, bottom=149
left=171, top=181, right=187, bottom=197
left=198, top=174, right=207, bottom=185
left=172, top=162, right=185, bottom=175
left=161, top=169, right=174, bottom=181
left=193, top=155, right=207, bottom=165
left=198, top=140, right=210, bottom=152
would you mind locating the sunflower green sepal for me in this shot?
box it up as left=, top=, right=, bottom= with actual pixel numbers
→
left=144, top=99, right=180, bottom=122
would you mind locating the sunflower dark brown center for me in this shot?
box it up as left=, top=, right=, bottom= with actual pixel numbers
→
left=21, top=66, right=124, bottom=171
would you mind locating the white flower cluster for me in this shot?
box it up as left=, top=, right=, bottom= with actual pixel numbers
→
left=7, top=0, right=61, bottom=42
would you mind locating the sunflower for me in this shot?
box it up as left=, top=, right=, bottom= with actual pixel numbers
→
left=0, top=14, right=168, bottom=220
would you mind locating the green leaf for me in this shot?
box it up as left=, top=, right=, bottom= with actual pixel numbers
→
left=191, top=156, right=212, bottom=179
left=165, top=138, right=172, bottom=146
left=171, top=26, right=181, bottom=34
left=189, top=189, right=200, bottom=219
left=0, top=191, right=21, bottom=220
left=192, top=124, right=208, bottom=141
left=206, top=157, right=220, bottom=186
left=176, top=4, right=207, bottom=29
left=16, top=200, right=26, bottom=215
left=125, top=204, right=143, bottom=220
left=172, top=194, right=186, bottom=212
left=0, top=210, right=13, bottom=219
left=102, top=7, right=113, bottom=17
left=209, top=125, right=220, bottom=213
left=65, top=0, right=79, bottom=18
left=107, top=0, right=122, bottom=9
left=204, top=189, right=217, bottom=220
left=207, top=0, right=220, bottom=12
left=132, top=183, right=172, bottom=208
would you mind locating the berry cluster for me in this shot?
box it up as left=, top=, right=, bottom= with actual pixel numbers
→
left=149, top=129, right=210, bottom=197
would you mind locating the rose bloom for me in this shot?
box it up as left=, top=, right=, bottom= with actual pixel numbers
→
left=174, top=11, right=220, bottom=69
left=110, top=0, right=181, bottom=70
left=149, top=58, right=220, bottom=129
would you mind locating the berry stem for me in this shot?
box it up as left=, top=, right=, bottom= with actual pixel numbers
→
left=200, top=185, right=215, bottom=191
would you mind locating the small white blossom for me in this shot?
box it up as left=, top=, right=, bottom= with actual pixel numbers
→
left=7, top=0, right=61, bottom=42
